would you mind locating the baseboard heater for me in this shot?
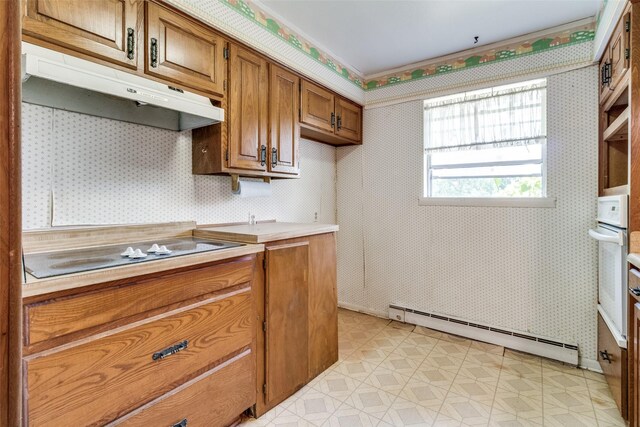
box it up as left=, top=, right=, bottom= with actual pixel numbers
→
left=389, top=305, right=578, bottom=365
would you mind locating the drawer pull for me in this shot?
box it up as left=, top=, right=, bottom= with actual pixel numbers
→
left=152, top=340, right=188, bottom=361
left=600, top=349, right=612, bottom=363
left=631, top=287, right=640, bottom=296
left=172, top=419, right=187, bottom=427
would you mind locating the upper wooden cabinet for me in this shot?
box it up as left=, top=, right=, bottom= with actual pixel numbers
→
left=335, top=97, right=362, bottom=142
left=23, top=0, right=140, bottom=68
left=145, top=2, right=226, bottom=97
left=300, top=79, right=362, bottom=145
left=610, top=12, right=631, bottom=92
left=193, top=49, right=301, bottom=178
left=300, top=80, right=335, bottom=133
left=227, top=45, right=268, bottom=173
left=600, top=10, right=631, bottom=105
left=270, top=65, right=300, bottom=176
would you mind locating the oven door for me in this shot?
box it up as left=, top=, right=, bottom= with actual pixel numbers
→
left=589, top=223, right=628, bottom=340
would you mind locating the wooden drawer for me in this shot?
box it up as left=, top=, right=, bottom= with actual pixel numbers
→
left=25, top=257, right=254, bottom=348
left=114, top=349, right=255, bottom=427
left=25, top=289, right=253, bottom=426
left=629, top=268, right=640, bottom=294
left=598, top=312, right=628, bottom=417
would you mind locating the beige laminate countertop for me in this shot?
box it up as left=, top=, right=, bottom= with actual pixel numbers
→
left=194, top=222, right=339, bottom=244
left=628, top=253, right=640, bottom=269
left=23, top=243, right=264, bottom=298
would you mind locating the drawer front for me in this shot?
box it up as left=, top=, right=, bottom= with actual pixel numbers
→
left=597, top=312, right=627, bottom=415
left=26, top=257, right=254, bottom=347
left=115, top=349, right=255, bottom=427
left=630, top=268, right=640, bottom=294
left=25, top=290, right=253, bottom=426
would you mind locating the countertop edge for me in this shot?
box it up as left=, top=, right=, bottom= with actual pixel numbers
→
left=195, top=224, right=339, bottom=243
left=628, top=253, right=640, bottom=269
left=23, top=244, right=265, bottom=298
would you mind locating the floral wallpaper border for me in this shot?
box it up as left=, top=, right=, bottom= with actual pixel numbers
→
left=220, top=0, right=595, bottom=91
left=365, top=24, right=595, bottom=90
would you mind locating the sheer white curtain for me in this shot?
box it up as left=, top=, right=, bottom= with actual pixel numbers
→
left=424, top=79, right=547, bottom=153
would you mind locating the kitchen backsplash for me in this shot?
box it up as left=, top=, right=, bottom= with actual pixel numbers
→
left=21, top=103, right=336, bottom=230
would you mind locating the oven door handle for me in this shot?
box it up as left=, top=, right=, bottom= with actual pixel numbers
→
left=588, top=229, right=623, bottom=245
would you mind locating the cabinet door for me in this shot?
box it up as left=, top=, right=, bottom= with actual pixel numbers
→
left=145, top=2, right=226, bottom=96
left=265, top=242, right=309, bottom=408
left=228, top=45, right=268, bottom=172
left=23, top=0, right=139, bottom=68
left=610, top=12, right=630, bottom=91
left=335, top=97, right=362, bottom=142
left=598, top=312, right=627, bottom=417
left=307, top=233, right=338, bottom=380
left=269, top=65, right=300, bottom=175
left=300, top=80, right=335, bottom=133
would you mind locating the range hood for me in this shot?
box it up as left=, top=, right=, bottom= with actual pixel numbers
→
left=21, top=43, right=224, bottom=131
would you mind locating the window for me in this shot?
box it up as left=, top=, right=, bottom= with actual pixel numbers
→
left=422, top=79, right=554, bottom=207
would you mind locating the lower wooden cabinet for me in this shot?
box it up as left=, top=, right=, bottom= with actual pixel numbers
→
left=633, top=301, right=640, bottom=427
left=264, top=242, right=309, bottom=408
left=598, top=312, right=628, bottom=419
left=22, top=256, right=257, bottom=426
left=255, top=233, right=338, bottom=416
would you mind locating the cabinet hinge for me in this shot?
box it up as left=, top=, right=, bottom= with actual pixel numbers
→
left=225, top=149, right=229, bottom=161
left=263, top=383, right=267, bottom=395
left=626, top=48, right=630, bottom=60
left=299, top=108, right=301, bottom=120
left=223, top=47, right=229, bottom=59
left=626, top=19, right=631, bottom=33
left=263, top=258, right=267, bottom=269
left=263, top=321, right=267, bottom=332
left=223, top=80, right=227, bottom=91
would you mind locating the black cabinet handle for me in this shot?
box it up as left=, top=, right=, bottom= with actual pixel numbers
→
left=330, top=112, right=335, bottom=128
left=260, top=145, right=267, bottom=167
left=152, top=340, right=188, bottom=361
left=631, top=288, right=640, bottom=296
left=601, top=61, right=611, bottom=87
left=337, top=115, right=342, bottom=130
left=150, top=38, right=158, bottom=68
left=172, top=419, right=187, bottom=427
left=600, top=349, right=612, bottom=364
left=126, top=28, right=135, bottom=60
left=271, top=147, right=278, bottom=168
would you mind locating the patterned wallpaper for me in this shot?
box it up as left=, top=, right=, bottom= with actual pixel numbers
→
left=21, top=104, right=336, bottom=229
left=336, top=65, right=599, bottom=366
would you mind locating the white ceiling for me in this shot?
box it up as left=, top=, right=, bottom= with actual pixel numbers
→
left=258, top=0, right=601, bottom=76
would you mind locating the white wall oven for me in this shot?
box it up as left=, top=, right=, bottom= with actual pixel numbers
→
left=589, top=195, right=628, bottom=347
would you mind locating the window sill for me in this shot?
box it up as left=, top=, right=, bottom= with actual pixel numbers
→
left=419, top=197, right=557, bottom=208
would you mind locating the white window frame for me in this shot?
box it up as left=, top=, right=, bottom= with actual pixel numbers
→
left=419, top=80, right=556, bottom=208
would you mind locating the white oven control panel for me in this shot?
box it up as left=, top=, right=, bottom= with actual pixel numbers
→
left=597, top=195, right=628, bottom=228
